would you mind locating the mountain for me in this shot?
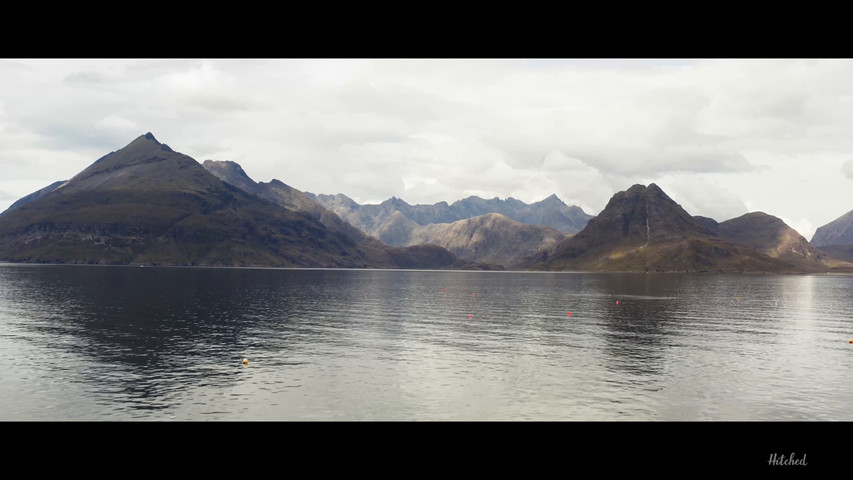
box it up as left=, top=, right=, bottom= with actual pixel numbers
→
left=0, top=133, right=479, bottom=269
left=530, top=184, right=809, bottom=273
left=700, top=212, right=835, bottom=271
left=309, top=192, right=594, bottom=239
left=3, top=180, right=66, bottom=213
left=817, top=244, right=853, bottom=263
left=303, top=191, right=571, bottom=267
left=203, top=161, right=564, bottom=268
left=201, top=160, right=371, bottom=245
left=811, top=209, right=853, bottom=247
left=405, top=213, right=567, bottom=267
left=201, top=159, right=500, bottom=269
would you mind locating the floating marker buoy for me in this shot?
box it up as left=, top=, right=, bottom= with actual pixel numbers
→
left=473, top=293, right=476, bottom=297
left=567, top=311, right=572, bottom=316
left=468, top=314, right=472, bottom=318
left=616, top=300, right=619, bottom=305
left=849, top=339, right=852, bottom=344
left=242, top=358, right=248, bottom=365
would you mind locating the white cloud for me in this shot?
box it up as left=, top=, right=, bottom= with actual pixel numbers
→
left=656, top=176, right=749, bottom=222
left=94, top=114, right=137, bottom=133
left=779, top=217, right=814, bottom=241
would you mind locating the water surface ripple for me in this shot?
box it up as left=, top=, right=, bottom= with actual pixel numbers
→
left=1, top=265, right=851, bottom=420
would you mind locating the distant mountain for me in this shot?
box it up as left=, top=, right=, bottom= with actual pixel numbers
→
left=395, top=213, right=567, bottom=267
left=309, top=192, right=594, bottom=239
left=530, top=184, right=809, bottom=273
left=0, top=133, right=481, bottom=269
left=2, top=180, right=65, bottom=213
left=811, top=209, right=853, bottom=247
left=203, top=160, right=563, bottom=268
left=201, top=159, right=497, bottom=269
left=303, top=192, right=573, bottom=267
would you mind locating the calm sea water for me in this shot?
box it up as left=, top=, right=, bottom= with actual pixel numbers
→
left=0, top=264, right=851, bottom=421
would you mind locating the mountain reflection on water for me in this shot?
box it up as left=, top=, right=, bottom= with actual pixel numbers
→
left=1, top=265, right=851, bottom=420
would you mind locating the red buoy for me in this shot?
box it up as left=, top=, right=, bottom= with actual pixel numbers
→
left=616, top=300, right=619, bottom=305
left=468, top=314, right=472, bottom=318
left=567, top=311, right=572, bottom=316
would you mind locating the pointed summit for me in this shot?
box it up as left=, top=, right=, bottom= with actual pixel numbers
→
left=541, top=193, right=563, bottom=204
left=60, top=133, right=214, bottom=194
left=581, top=183, right=714, bottom=247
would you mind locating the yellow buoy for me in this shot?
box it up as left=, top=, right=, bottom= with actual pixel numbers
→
left=242, top=358, right=249, bottom=365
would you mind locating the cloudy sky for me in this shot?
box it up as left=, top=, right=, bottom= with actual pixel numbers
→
left=1, top=58, right=852, bottom=240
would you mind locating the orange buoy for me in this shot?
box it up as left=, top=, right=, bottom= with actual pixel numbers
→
left=242, top=358, right=249, bottom=365
left=849, top=339, right=852, bottom=344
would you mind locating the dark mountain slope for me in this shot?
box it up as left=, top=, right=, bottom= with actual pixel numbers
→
left=531, top=184, right=805, bottom=273
left=0, top=134, right=472, bottom=269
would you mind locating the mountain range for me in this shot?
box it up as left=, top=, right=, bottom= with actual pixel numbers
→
left=2, top=133, right=852, bottom=273
left=308, top=192, right=593, bottom=240
left=200, top=161, right=571, bottom=268
left=530, top=184, right=851, bottom=273
left=0, top=133, right=484, bottom=269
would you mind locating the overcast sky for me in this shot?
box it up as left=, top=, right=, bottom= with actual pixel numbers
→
left=2, top=58, right=852, bottom=240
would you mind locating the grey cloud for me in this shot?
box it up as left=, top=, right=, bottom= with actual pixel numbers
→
left=563, top=148, right=757, bottom=177
left=328, top=82, right=473, bottom=127
left=63, top=71, right=109, bottom=85
left=0, top=60, right=32, bottom=75
left=31, top=124, right=120, bottom=152
left=180, top=93, right=258, bottom=113
left=843, top=160, right=853, bottom=179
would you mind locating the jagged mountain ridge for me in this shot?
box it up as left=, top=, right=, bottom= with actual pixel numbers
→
left=202, top=161, right=571, bottom=268
left=201, top=159, right=498, bottom=269
left=204, top=160, right=560, bottom=268
left=308, top=191, right=594, bottom=242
